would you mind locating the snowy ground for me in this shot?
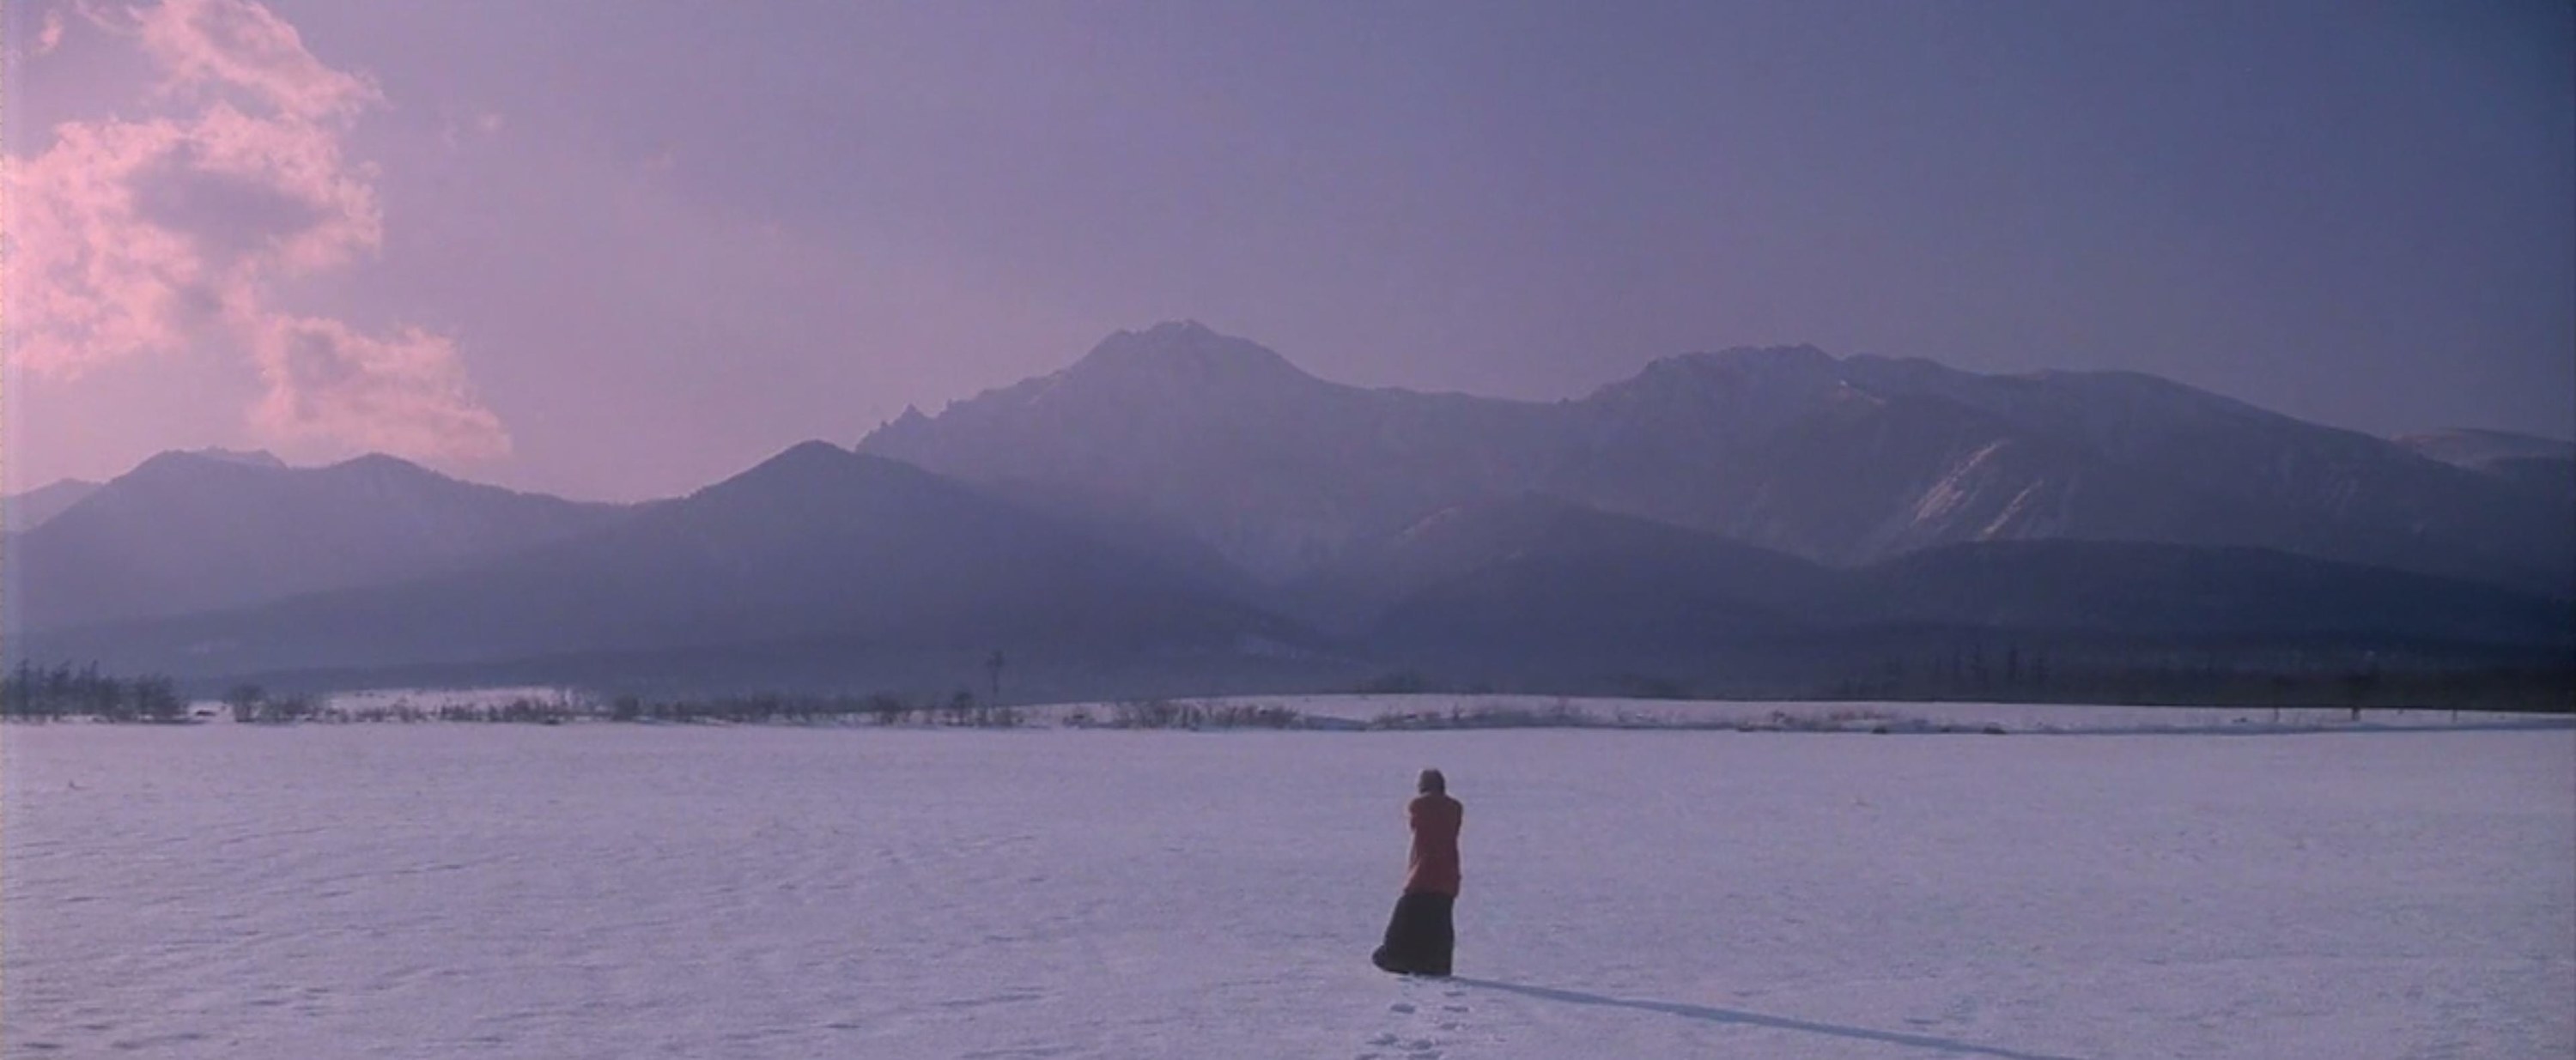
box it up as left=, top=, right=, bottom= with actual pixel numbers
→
left=4, top=720, right=2569, bottom=1058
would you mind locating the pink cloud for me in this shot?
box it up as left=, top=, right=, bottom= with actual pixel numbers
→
left=8, top=0, right=509, bottom=465
left=252, top=316, right=512, bottom=461
left=9, top=115, right=218, bottom=370
left=134, top=0, right=383, bottom=121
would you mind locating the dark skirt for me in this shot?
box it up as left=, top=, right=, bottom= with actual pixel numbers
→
left=1371, top=891, right=1455, bottom=977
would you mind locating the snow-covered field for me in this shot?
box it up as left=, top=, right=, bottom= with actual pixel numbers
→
left=5, top=719, right=2569, bottom=1058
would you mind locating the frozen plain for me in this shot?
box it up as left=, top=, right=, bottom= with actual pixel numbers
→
left=4, top=713, right=2570, bottom=1059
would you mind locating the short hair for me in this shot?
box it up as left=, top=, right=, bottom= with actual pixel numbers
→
left=1418, top=768, right=1446, bottom=795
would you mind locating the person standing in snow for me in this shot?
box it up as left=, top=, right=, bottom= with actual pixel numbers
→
left=1372, top=768, right=1463, bottom=977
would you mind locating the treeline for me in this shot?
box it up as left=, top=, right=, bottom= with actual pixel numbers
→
left=601, top=690, right=1028, bottom=726
left=355, top=689, right=1037, bottom=726
left=1066, top=699, right=1308, bottom=730
left=1348, top=642, right=2573, bottom=713
left=210, top=689, right=1029, bottom=726
left=3, top=663, right=191, bottom=722
left=1820, top=644, right=2575, bottom=713
left=335, top=694, right=577, bottom=724
left=223, top=685, right=338, bottom=723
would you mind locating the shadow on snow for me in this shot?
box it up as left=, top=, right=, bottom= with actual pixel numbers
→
left=1448, top=977, right=2093, bottom=1060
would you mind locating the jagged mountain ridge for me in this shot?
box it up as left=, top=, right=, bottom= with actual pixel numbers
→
left=860, top=323, right=2573, bottom=593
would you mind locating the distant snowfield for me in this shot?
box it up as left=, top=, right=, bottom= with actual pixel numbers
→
left=5, top=719, right=2570, bottom=1059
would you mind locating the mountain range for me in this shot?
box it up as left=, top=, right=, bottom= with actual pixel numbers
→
left=864, top=322, right=2572, bottom=591
left=8, top=450, right=625, bottom=632
left=21, top=443, right=1316, bottom=701
left=9, top=323, right=2570, bottom=702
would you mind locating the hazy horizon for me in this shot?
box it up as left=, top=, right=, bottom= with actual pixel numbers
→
left=7, top=0, right=2571, bottom=501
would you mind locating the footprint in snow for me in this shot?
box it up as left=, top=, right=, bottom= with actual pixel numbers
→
left=1388, top=1002, right=1416, bottom=1014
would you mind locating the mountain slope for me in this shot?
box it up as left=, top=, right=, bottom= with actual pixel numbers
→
left=1839, top=540, right=2574, bottom=645
left=1358, top=509, right=2576, bottom=655
left=862, top=321, right=1567, bottom=580
left=1553, top=348, right=2572, bottom=588
left=3, top=478, right=102, bottom=532
left=1285, top=493, right=1833, bottom=634
left=2397, top=428, right=2576, bottom=514
left=33, top=443, right=1319, bottom=682
left=1361, top=512, right=2574, bottom=691
left=10, top=450, right=629, bottom=631
left=2397, top=428, right=2576, bottom=470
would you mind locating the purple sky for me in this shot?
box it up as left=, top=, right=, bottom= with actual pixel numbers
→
left=7, top=0, right=2571, bottom=501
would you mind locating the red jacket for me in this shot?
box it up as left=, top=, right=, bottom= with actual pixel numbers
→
left=1404, top=793, right=1463, bottom=895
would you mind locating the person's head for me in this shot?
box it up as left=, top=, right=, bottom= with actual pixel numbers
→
left=1417, top=768, right=1446, bottom=795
